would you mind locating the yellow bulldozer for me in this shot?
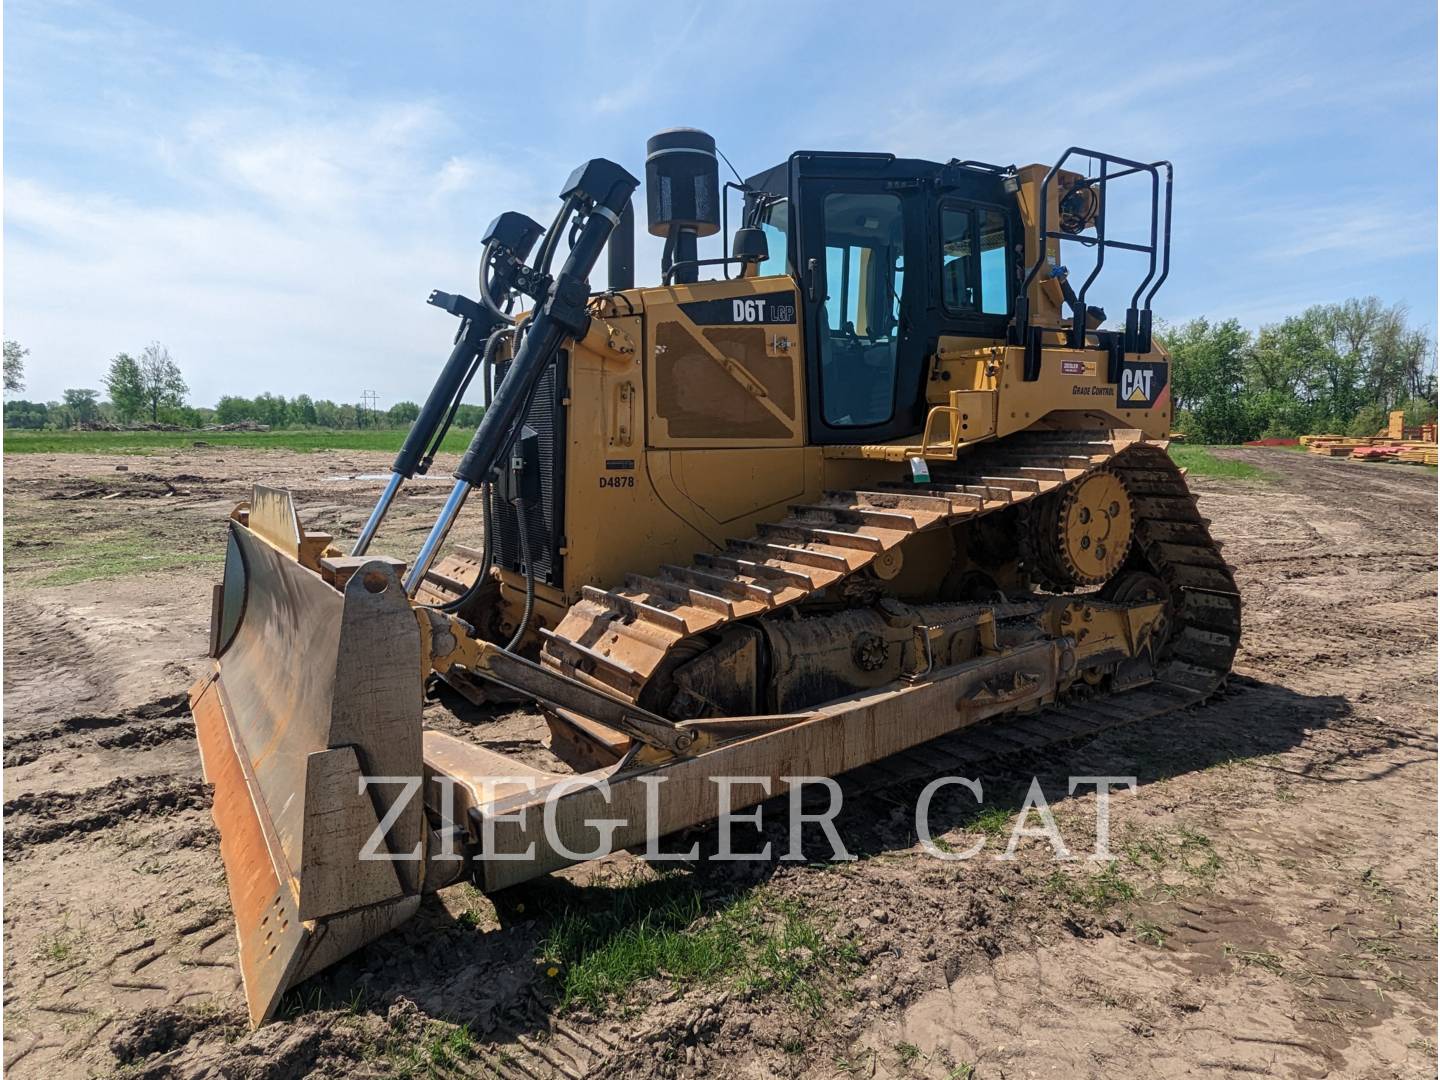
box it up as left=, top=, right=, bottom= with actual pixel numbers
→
left=189, top=130, right=1241, bottom=1024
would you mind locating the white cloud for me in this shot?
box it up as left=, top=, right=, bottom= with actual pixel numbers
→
left=3, top=9, right=558, bottom=406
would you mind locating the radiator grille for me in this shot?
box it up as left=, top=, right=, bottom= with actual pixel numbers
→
left=491, top=354, right=566, bottom=588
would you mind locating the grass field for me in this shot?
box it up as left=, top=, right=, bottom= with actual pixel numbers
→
left=1166, top=444, right=1265, bottom=479
left=1, top=428, right=475, bottom=455
left=7, top=428, right=1280, bottom=471
left=3, top=428, right=1286, bottom=483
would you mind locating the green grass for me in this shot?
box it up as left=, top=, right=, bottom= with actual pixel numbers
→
left=1225, top=946, right=1287, bottom=976
left=1167, top=444, right=1263, bottom=479
left=1133, top=920, right=1167, bottom=947
left=4, top=523, right=223, bottom=586
left=2, top=427, right=476, bottom=455
left=1046, top=861, right=1138, bottom=912
left=1121, top=823, right=1223, bottom=890
left=966, top=806, right=1014, bottom=837
left=538, top=874, right=860, bottom=1014
left=36, top=924, right=85, bottom=964
left=351, top=1018, right=478, bottom=1080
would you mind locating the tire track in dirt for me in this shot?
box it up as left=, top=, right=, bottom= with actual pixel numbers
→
left=4, top=693, right=192, bottom=766
left=4, top=772, right=211, bottom=853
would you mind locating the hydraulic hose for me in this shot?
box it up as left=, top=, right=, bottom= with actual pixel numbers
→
left=478, top=241, right=514, bottom=325
left=533, top=195, right=578, bottom=279
left=504, top=501, right=536, bottom=651
left=406, top=158, right=639, bottom=596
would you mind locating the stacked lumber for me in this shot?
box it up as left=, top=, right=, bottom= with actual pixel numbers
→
left=1351, top=445, right=1401, bottom=461
left=1304, top=436, right=1361, bottom=457
left=1396, top=445, right=1440, bottom=466
left=1302, top=434, right=1437, bottom=461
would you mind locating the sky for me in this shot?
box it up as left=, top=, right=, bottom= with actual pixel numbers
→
left=4, top=0, right=1436, bottom=407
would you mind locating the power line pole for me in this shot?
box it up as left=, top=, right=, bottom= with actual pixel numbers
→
left=360, top=390, right=378, bottom=428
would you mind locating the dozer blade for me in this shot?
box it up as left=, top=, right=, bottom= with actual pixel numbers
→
left=191, top=513, right=427, bottom=1026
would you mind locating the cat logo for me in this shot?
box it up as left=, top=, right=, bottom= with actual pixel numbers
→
left=1115, top=361, right=1168, bottom=408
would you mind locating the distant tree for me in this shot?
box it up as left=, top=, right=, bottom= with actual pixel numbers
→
left=4, top=340, right=27, bottom=393
left=160, top=404, right=203, bottom=428
left=252, top=392, right=289, bottom=428
left=1163, top=317, right=1256, bottom=444
left=137, top=342, right=188, bottom=422
left=387, top=401, right=420, bottom=425
left=453, top=404, right=485, bottom=428
left=1346, top=403, right=1388, bottom=439
left=3, top=399, right=49, bottom=429
left=104, top=353, right=147, bottom=422
left=313, top=399, right=341, bottom=427
left=291, top=393, right=318, bottom=426
left=1403, top=395, right=1438, bottom=428
left=62, top=388, right=101, bottom=425
left=214, top=395, right=258, bottom=424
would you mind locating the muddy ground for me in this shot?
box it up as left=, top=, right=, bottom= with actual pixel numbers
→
left=3, top=445, right=1436, bottom=1079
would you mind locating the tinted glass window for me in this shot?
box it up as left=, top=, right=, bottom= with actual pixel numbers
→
left=819, top=192, right=904, bottom=427
left=756, top=199, right=789, bottom=277
left=940, top=207, right=976, bottom=311
left=941, top=204, right=1011, bottom=316
left=979, top=208, right=1009, bottom=315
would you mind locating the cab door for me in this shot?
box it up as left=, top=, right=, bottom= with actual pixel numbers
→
left=798, top=179, right=928, bottom=444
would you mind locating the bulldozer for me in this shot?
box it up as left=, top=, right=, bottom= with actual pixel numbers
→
left=189, top=130, right=1241, bottom=1025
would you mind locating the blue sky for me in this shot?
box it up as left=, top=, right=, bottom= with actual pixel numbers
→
left=5, top=0, right=1436, bottom=406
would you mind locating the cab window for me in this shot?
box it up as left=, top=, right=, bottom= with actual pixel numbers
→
left=819, top=191, right=905, bottom=427
left=756, top=198, right=789, bottom=277
left=940, top=203, right=1010, bottom=316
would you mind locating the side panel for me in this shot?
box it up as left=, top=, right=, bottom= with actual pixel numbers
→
left=643, top=275, right=805, bottom=449
left=991, top=346, right=1171, bottom=437
left=927, top=339, right=1172, bottom=441
left=538, top=280, right=854, bottom=606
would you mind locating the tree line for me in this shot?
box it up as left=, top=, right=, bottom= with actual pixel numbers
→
left=1165, top=297, right=1436, bottom=442
left=5, top=295, right=1437, bottom=442
left=2, top=341, right=439, bottom=431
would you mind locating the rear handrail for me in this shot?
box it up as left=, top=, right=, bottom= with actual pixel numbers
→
left=1013, top=147, right=1172, bottom=378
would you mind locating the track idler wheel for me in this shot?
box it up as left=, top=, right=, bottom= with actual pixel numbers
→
left=1031, top=468, right=1134, bottom=589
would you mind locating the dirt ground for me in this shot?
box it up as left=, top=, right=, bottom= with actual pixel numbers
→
left=3, top=445, right=1436, bottom=1079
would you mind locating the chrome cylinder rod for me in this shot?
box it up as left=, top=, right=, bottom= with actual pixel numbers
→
left=350, top=471, right=405, bottom=557
left=404, top=479, right=471, bottom=596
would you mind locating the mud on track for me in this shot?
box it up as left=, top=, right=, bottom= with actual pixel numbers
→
left=3, top=445, right=1436, bottom=1078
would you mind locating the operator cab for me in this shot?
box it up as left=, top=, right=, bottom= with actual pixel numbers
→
left=743, top=153, right=1022, bottom=444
